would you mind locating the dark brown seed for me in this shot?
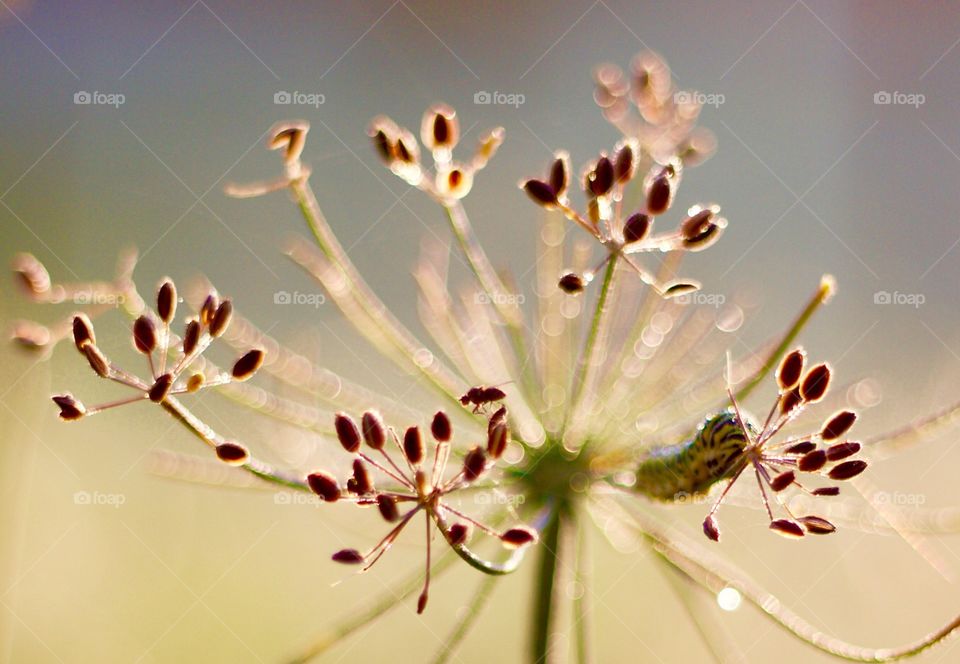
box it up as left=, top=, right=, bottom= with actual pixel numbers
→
left=361, top=411, right=386, bottom=450
left=377, top=495, right=399, bottom=522
left=798, top=449, right=827, bottom=473
left=200, top=294, right=219, bottom=327
left=784, top=440, right=816, bottom=455
left=403, top=426, right=424, bottom=465
left=770, top=519, right=805, bottom=538
left=133, top=316, right=157, bottom=354
left=821, top=411, right=857, bottom=441
left=209, top=300, right=233, bottom=338
left=800, top=363, right=831, bottom=403
left=332, top=548, right=364, bottom=564
left=770, top=471, right=795, bottom=492
left=549, top=155, right=569, bottom=195
left=372, top=129, right=393, bottom=164
left=215, top=442, right=249, bottom=465
left=487, top=422, right=509, bottom=459
left=501, top=526, right=538, bottom=548
left=825, top=441, right=861, bottom=461
left=558, top=272, right=585, bottom=294
left=682, top=221, right=722, bottom=252
left=231, top=349, right=264, bottom=381
left=702, top=514, right=720, bottom=542
left=417, top=591, right=429, bottom=615
left=182, top=319, right=201, bottom=355
left=777, top=349, right=806, bottom=391
left=448, top=523, right=470, bottom=545
left=432, top=112, right=450, bottom=147
left=52, top=394, right=85, bottom=420
left=352, top=458, right=373, bottom=494
left=828, top=460, right=867, bottom=481
left=780, top=387, right=803, bottom=415
left=157, top=280, right=177, bottom=324
left=588, top=157, right=614, bottom=196
left=307, top=471, right=340, bottom=502
left=523, top=179, right=558, bottom=207
left=645, top=175, right=672, bottom=215
left=622, top=213, right=651, bottom=244
left=613, top=142, right=635, bottom=182
left=679, top=207, right=715, bottom=241
left=489, top=405, right=508, bottom=430
left=395, top=136, right=416, bottom=164
left=430, top=411, right=452, bottom=442
left=798, top=516, right=836, bottom=535
left=663, top=281, right=699, bottom=298
left=463, top=446, right=487, bottom=482
left=83, top=344, right=110, bottom=378
left=73, top=314, right=96, bottom=350
left=813, top=486, right=840, bottom=496
left=334, top=413, right=361, bottom=453
left=148, top=374, right=174, bottom=403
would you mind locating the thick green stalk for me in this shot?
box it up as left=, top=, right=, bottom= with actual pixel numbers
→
left=532, top=510, right=563, bottom=663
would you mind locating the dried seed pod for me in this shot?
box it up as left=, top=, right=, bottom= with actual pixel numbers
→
left=680, top=206, right=725, bottom=252
left=613, top=140, right=637, bottom=182
left=352, top=458, right=373, bottom=494
left=784, top=440, right=816, bottom=455
left=157, top=280, right=177, bottom=324
left=702, top=514, right=720, bottom=542
left=231, top=349, right=264, bottom=381
left=52, top=394, right=85, bottom=421
left=800, top=363, right=831, bottom=403
left=267, top=122, right=309, bottom=164
left=487, top=422, right=509, bottom=459
left=361, top=411, right=386, bottom=450
left=403, top=426, right=424, bottom=465
left=549, top=153, right=570, bottom=196
left=798, top=449, right=827, bottom=472
left=587, top=156, right=615, bottom=197
left=622, top=212, right=652, bottom=244
left=148, top=373, right=174, bottom=403
left=825, top=441, right=861, bottom=461
left=523, top=179, right=558, bottom=207
left=645, top=173, right=673, bottom=215
left=430, top=411, right=452, bottom=442
left=501, top=526, right=538, bottom=548
left=663, top=281, right=700, bottom=298
left=215, top=442, right=249, bottom=466
left=73, top=314, right=96, bottom=350
left=368, top=116, right=399, bottom=164
left=798, top=516, right=836, bottom=535
left=421, top=104, right=458, bottom=151
left=334, top=413, right=362, bottom=453
left=332, top=549, right=364, bottom=564
left=821, top=411, right=857, bottom=441
left=307, top=471, right=341, bottom=502
left=394, top=130, right=419, bottom=165
left=812, top=486, right=840, bottom=496
left=377, top=495, right=399, bottom=522
left=463, top=446, right=487, bottom=482
left=200, top=294, right=218, bottom=327
left=182, top=319, right=201, bottom=355
left=777, top=349, right=806, bottom=391
left=133, top=316, right=157, bottom=354
left=209, top=300, right=233, bottom=338
left=779, top=387, right=803, bottom=415
left=12, top=253, right=51, bottom=296
left=488, top=405, right=507, bottom=430
left=769, top=519, right=805, bottom=539
left=558, top=272, right=585, bottom=294
left=435, top=164, right=473, bottom=200
left=186, top=373, right=204, bottom=392
left=448, top=522, right=471, bottom=546
left=770, top=471, right=795, bottom=492
left=828, top=460, right=867, bottom=481
left=83, top=344, right=110, bottom=378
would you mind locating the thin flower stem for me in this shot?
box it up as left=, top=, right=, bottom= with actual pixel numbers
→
left=566, top=255, right=619, bottom=440
left=572, top=512, right=593, bottom=664
left=430, top=573, right=499, bottom=664
left=532, top=508, right=563, bottom=664
left=287, top=176, right=465, bottom=411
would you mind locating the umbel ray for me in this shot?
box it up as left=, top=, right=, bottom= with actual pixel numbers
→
left=13, top=50, right=960, bottom=663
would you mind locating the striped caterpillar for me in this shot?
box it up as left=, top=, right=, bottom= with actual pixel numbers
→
left=634, top=348, right=869, bottom=541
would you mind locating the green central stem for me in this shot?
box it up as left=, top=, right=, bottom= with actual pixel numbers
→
left=532, top=508, right=564, bottom=663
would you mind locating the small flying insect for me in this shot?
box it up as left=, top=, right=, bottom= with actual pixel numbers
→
left=459, top=384, right=507, bottom=413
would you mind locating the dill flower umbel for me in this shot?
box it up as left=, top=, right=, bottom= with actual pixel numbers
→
left=15, top=50, right=960, bottom=663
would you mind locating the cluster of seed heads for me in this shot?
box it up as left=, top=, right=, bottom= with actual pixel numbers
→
left=308, top=405, right=536, bottom=613
left=522, top=142, right=726, bottom=297
left=51, top=280, right=265, bottom=466
left=369, top=104, right=504, bottom=203
left=704, top=348, right=869, bottom=542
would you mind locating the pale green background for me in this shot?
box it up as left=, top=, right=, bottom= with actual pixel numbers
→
left=3, top=1, right=960, bottom=662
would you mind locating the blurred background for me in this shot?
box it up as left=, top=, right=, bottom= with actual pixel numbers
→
left=2, top=1, right=960, bottom=661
